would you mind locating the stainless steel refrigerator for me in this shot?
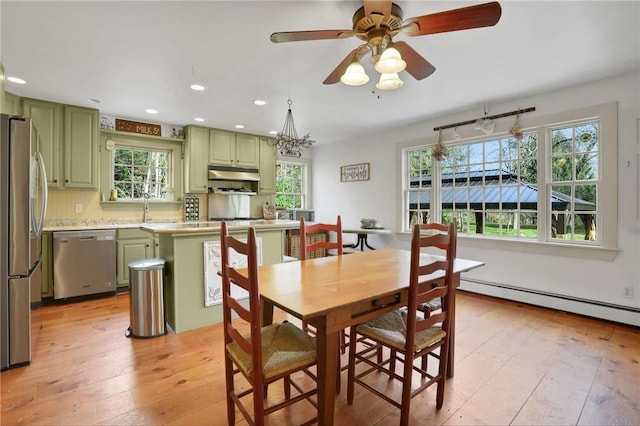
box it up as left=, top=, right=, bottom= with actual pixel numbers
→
left=0, top=114, right=48, bottom=370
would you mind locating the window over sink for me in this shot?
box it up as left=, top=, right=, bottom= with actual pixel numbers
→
left=114, top=147, right=169, bottom=200
left=100, top=131, right=183, bottom=203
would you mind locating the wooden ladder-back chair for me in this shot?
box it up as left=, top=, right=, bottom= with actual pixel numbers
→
left=299, top=215, right=345, bottom=344
left=299, top=215, right=343, bottom=260
left=220, top=222, right=318, bottom=426
left=346, top=221, right=457, bottom=426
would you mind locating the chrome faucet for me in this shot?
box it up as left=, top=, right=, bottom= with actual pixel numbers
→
left=143, top=192, right=150, bottom=222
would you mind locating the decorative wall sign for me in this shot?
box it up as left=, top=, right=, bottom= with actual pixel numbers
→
left=203, top=238, right=262, bottom=307
left=115, top=118, right=162, bottom=136
left=341, top=162, right=370, bottom=182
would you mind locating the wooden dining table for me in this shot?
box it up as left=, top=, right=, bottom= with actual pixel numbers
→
left=257, top=248, right=484, bottom=426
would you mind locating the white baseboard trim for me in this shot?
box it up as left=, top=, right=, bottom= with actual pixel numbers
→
left=460, top=279, right=640, bottom=327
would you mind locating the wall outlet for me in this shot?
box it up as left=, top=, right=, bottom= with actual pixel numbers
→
left=74, top=203, right=83, bottom=213
left=623, top=286, right=634, bottom=298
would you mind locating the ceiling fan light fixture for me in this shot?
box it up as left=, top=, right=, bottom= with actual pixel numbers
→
left=376, top=72, right=403, bottom=90
left=374, top=46, right=406, bottom=74
left=340, top=61, right=369, bottom=86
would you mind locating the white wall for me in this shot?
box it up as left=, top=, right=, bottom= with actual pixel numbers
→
left=312, top=71, right=640, bottom=325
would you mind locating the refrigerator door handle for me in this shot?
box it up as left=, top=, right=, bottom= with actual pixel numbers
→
left=30, top=151, right=48, bottom=238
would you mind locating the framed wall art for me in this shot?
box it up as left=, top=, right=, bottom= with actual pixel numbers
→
left=340, top=162, right=370, bottom=182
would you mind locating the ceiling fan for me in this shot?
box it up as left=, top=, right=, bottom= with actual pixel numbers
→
left=270, top=1, right=502, bottom=90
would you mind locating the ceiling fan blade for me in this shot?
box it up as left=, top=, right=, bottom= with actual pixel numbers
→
left=394, top=41, right=436, bottom=80
left=323, top=48, right=361, bottom=85
left=364, top=0, right=392, bottom=18
left=403, top=2, right=502, bottom=37
left=270, top=29, right=354, bottom=43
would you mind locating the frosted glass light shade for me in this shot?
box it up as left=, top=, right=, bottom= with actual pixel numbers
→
left=341, top=62, right=369, bottom=86
left=376, top=73, right=403, bottom=90
left=374, top=47, right=406, bottom=73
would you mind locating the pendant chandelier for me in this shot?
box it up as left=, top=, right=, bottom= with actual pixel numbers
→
left=270, top=98, right=315, bottom=158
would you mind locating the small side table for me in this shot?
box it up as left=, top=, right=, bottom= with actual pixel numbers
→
left=343, top=227, right=392, bottom=251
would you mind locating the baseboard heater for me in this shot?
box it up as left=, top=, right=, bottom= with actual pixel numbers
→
left=459, top=278, right=640, bottom=327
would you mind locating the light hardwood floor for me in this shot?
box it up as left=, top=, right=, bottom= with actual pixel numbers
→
left=1, top=291, right=638, bottom=425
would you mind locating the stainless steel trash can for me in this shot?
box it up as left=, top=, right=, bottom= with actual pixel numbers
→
left=126, top=258, right=166, bottom=338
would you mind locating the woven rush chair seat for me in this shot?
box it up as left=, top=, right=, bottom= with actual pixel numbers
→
left=356, top=310, right=446, bottom=353
left=227, top=321, right=316, bottom=380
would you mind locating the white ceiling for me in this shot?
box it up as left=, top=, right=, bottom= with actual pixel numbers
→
left=1, top=1, right=638, bottom=145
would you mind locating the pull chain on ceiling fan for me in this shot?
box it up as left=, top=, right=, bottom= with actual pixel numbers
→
left=270, top=1, right=502, bottom=90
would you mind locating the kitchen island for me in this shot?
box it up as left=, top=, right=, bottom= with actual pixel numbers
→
left=141, top=220, right=300, bottom=333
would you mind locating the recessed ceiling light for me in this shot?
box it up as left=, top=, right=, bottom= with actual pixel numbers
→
left=190, top=84, right=205, bottom=91
left=269, top=130, right=278, bottom=135
left=7, top=76, right=26, bottom=84
left=254, top=100, right=267, bottom=106
left=146, top=108, right=158, bottom=114
left=89, top=98, right=101, bottom=104
left=194, top=117, right=205, bottom=122
left=234, top=124, right=244, bottom=129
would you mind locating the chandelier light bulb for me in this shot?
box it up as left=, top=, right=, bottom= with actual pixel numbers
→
left=341, top=61, right=369, bottom=86
left=375, top=47, right=406, bottom=74
left=376, top=73, right=403, bottom=90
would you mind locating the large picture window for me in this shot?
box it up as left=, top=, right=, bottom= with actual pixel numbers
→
left=402, top=102, right=616, bottom=251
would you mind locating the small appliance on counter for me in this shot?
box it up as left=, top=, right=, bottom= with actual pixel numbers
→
left=184, top=196, right=200, bottom=221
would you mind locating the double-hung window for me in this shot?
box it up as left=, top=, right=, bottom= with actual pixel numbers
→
left=402, top=102, right=617, bottom=251
left=100, top=132, right=182, bottom=203
left=275, top=161, right=306, bottom=208
left=113, top=147, right=170, bottom=200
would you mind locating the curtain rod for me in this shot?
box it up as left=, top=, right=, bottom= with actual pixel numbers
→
left=433, top=107, right=536, bottom=131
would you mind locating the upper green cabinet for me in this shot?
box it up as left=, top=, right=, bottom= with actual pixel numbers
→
left=3, top=92, right=22, bottom=115
left=64, top=106, right=99, bottom=188
left=184, top=125, right=210, bottom=194
left=258, top=137, right=276, bottom=194
left=209, top=129, right=259, bottom=168
left=23, top=98, right=98, bottom=190
left=234, top=133, right=259, bottom=168
left=22, top=98, right=63, bottom=187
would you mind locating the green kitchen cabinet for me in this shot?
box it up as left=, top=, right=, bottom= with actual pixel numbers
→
left=23, top=98, right=98, bottom=189
left=208, top=128, right=235, bottom=166
left=22, top=98, right=62, bottom=187
left=209, top=129, right=259, bottom=168
left=258, top=137, right=276, bottom=194
left=3, top=92, right=22, bottom=115
left=41, top=231, right=53, bottom=298
left=64, top=105, right=98, bottom=189
left=116, top=229, right=154, bottom=287
left=234, top=133, right=259, bottom=168
left=184, top=125, right=210, bottom=193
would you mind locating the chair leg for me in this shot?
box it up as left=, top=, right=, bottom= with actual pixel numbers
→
left=224, top=354, right=235, bottom=425
left=341, top=328, right=347, bottom=354
left=284, top=376, right=291, bottom=399
left=336, top=333, right=342, bottom=394
left=346, top=326, right=358, bottom=405
left=253, top=376, right=265, bottom=424
left=389, top=349, right=397, bottom=378
left=399, top=351, right=414, bottom=426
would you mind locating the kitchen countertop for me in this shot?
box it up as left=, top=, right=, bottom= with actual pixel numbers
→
left=140, top=219, right=300, bottom=234
left=43, top=220, right=182, bottom=232
left=43, top=219, right=301, bottom=233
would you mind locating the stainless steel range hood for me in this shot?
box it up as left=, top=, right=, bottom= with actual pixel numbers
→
left=208, top=166, right=260, bottom=181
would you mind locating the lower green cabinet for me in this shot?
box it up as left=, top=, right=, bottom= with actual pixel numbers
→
left=116, top=229, right=155, bottom=287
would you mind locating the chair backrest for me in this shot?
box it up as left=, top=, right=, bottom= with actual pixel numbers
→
left=299, top=215, right=343, bottom=260
left=220, top=222, right=262, bottom=376
left=406, top=221, right=457, bottom=346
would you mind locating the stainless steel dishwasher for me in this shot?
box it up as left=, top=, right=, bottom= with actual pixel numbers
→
left=53, top=229, right=117, bottom=299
